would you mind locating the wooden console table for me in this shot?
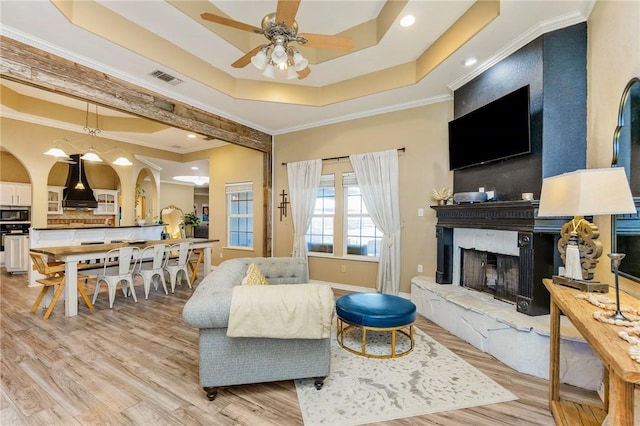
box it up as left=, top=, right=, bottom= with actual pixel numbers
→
left=544, top=278, right=640, bottom=425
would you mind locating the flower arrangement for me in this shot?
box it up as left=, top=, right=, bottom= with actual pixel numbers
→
left=430, top=187, right=453, bottom=205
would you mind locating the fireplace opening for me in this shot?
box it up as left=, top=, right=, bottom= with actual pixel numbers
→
left=461, top=248, right=519, bottom=304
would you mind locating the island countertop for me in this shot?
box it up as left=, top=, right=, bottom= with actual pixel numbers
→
left=31, top=224, right=164, bottom=231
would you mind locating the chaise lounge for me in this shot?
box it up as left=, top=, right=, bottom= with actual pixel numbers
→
left=182, top=257, right=333, bottom=400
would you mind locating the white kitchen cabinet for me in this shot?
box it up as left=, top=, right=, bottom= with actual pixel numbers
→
left=5, top=235, right=29, bottom=273
left=47, top=186, right=64, bottom=214
left=94, top=189, right=118, bottom=215
left=0, top=182, right=31, bottom=206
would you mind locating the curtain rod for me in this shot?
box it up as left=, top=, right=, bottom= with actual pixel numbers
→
left=281, top=147, right=405, bottom=166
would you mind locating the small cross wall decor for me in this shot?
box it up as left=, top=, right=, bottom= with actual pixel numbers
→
left=278, top=190, right=289, bottom=221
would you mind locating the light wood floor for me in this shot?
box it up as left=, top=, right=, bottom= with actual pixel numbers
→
left=1, top=268, right=602, bottom=425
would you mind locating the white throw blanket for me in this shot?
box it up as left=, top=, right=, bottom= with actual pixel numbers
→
left=227, top=284, right=334, bottom=339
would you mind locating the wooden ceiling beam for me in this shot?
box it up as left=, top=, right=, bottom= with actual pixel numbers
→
left=0, top=36, right=272, bottom=153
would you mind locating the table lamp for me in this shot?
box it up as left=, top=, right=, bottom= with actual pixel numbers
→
left=538, top=168, right=636, bottom=318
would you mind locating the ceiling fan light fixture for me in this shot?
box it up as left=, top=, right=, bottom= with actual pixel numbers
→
left=251, top=50, right=268, bottom=70
left=286, top=66, right=298, bottom=80
left=262, top=63, right=276, bottom=78
left=271, top=43, right=288, bottom=65
left=293, top=52, right=308, bottom=71
left=200, top=6, right=353, bottom=81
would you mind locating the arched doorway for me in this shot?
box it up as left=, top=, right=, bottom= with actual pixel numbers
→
left=135, top=168, right=158, bottom=224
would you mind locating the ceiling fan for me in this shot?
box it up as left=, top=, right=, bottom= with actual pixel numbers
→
left=201, top=0, right=353, bottom=80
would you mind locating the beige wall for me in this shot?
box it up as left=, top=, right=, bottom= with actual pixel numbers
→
left=274, top=102, right=452, bottom=293
left=0, top=151, right=29, bottom=183
left=210, top=143, right=265, bottom=264
left=159, top=182, right=195, bottom=216
left=588, top=0, right=640, bottom=296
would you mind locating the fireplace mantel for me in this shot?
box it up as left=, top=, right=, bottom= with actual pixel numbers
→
left=431, top=200, right=568, bottom=316
left=431, top=200, right=568, bottom=233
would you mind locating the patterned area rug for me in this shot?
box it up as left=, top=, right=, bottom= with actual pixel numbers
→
left=295, top=325, right=517, bottom=426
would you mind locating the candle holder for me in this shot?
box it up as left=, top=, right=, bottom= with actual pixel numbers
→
left=608, top=253, right=627, bottom=322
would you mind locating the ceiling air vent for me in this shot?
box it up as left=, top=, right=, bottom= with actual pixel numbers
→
left=149, top=70, right=183, bottom=86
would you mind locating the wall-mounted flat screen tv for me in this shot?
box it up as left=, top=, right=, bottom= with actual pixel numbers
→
left=448, top=85, right=531, bottom=170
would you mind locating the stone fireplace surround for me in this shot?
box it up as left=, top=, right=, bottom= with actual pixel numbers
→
left=419, top=201, right=603, bottom=391
left=410, top=276, right=602, bottom=391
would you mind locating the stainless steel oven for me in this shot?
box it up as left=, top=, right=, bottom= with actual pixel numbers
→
left=0, top=208, right=30, bottom=222
left=0, top=223, right=30, bottom=251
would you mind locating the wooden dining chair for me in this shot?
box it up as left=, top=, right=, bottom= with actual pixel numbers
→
left=188, top=248, right=204, bottom=286
left=29, top=252, right=93, bottom=319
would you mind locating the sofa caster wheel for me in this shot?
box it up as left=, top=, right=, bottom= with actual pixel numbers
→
left=204, top=386, right=218, bottom=401
left=313, top=377, right=325, bottom=390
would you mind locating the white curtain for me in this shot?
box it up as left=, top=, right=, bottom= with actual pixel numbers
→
left=350, top=149, right=401, bottom=294
left=287, top=159, right=322, bottom=263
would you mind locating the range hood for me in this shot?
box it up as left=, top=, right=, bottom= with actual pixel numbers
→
left=63, top=154, right=98, bottom=209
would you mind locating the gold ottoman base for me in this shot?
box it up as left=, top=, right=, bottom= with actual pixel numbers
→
left=336, top=317, right=415, bottom=359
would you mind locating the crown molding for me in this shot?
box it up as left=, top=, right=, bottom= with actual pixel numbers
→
left=448, top=11, right=588, bottom=92
left=273, top=94, right=453, bottom=135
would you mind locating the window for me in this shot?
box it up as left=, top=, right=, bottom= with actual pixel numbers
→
left=306, top=174, right=335, bottom=254
left=226, top=182, right=253, bottom=248
left=343, top=173, right=383, bottom=258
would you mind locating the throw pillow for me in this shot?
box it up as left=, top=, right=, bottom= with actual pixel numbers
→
left=242, top=263, right=269, bottom=286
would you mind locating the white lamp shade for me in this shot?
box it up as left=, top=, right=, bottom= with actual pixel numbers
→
left=80, top=150, right=102, bottom=162
left=271, top=44, right=287, bottom=65
left=286, top=66, right=298, bottom=80
left=44, top=147, right=70, bottom=158
left=251, top=50, right=267, bottom=70
left=538, top=167, right=636, bottom=217
left=293, top=52, right=308, bottom=71
left=262, top=63, right=275, bottom=79
left=112, top=156, right=133, bottom=166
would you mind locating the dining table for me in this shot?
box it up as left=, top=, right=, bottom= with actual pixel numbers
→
left=30, top=238, right=218, bottom=317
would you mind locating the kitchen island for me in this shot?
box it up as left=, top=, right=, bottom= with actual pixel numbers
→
left=29, top=224, right=165, bottom=287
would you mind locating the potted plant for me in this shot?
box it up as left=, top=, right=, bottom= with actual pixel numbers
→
left=183, top=211, right=201, bottom=238
left=430, top=187, right=453, bottom=205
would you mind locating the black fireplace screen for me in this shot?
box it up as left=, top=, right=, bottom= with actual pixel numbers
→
left=461, top=249, right=520, bottom=303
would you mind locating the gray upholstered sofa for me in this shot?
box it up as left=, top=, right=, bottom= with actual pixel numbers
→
left=182, top=257, right=332, bottom=400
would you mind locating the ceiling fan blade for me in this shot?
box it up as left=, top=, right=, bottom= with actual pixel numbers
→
left=297, top=66, right=311, bottom=80
left=200, top=12, right=261, bottom=33
left=231, top=45, right=266, bottom=68
left=275, top=0, right=301, bottom=27
left=299, top=33, right=353, bottom=52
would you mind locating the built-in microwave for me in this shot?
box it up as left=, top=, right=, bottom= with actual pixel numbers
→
left=0, top=208, right=30, bottom=222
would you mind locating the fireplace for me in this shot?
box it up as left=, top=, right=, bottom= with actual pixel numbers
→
left=461, top=248, right=519, bottom=303
left=432, top=201, right=568, bottom=316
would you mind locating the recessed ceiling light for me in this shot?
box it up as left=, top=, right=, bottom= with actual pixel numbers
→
left=173, top=176, right=209, bottom=186
left=400, top=15, right=415, bottom=27
left=187, top=134, right=197, bottom=139
left=464, top=57, right=478, bottom=67
left=191, top=166, right=198, bottom=170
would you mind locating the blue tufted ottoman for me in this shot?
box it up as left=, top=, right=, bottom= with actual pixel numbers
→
left=335, top=292, right=416, bottom=358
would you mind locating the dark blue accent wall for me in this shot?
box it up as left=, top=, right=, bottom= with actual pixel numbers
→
left=452, top=23, right=587, bottom=201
